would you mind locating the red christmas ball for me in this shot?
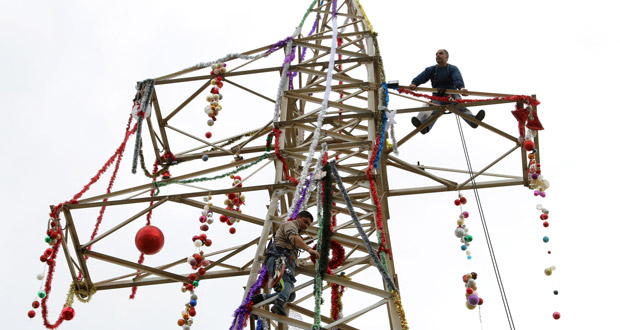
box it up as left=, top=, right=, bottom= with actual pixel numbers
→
left=32, top=301, right=40, bottom=309
left=227, top=193, right=236, bottom=200
left=216, top=81, right=223, bottom=88
left=524, top=140, right=535, bottom=151
left=454, top=199, right=461, bottom=206
left=46, top=259, right=55, bottom=266
left=553, top=311, right=560, bottom=320
left=44, top=248, right=53, bottom=256
left=199, top=234, right=207, bottom=241
left=543, top=221, right=549, bottom=227
left=229, top=227, right=236, bottom=234
left=192, top=235, right=199, bottom=242
left=200, top=224, right=209, bottom=231
left=135, top=225, right=165, bottom=255
left=50, top=232, right=58, bottom=239
left=186, top=284, right=194, bottom=291
left=460, top=197, right=467, bottom=204
left=205, top=132, right=212, bottom=139
left=61, top=306, right=75, bottom=321
left=205, top=239, right=212, bottom=247
left=189, top=308, right=197, bottom=317
left=233, top=197, right=240, bottom=205
left=541, top=214, right=549, bottom=220
left=40, top=255, right=48, bottom=262
left=466, top=288, right=473, bottom=295
left=226, top=219, right=233, bottom=226
left=198, top=268, right=207, bottom=275
left=188, top=273, right=198, bottom=282
left=220, top=215, right=228, bottom=223
left=28, top=310, right=36, bottom=318
left=477, top=298, right=483, bottom=305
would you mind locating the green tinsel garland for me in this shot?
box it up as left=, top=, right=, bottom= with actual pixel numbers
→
left=152, top=153, right=269, bottom=196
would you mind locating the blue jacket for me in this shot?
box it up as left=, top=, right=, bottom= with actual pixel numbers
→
left=411, top=64, right=465, bottom=94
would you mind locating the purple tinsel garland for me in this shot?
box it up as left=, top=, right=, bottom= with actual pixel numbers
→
left=288, top=14, right=321, bottom=89
left=290, top=173, right=313, bottom=220
left=230, top=265, right=269, bottom=330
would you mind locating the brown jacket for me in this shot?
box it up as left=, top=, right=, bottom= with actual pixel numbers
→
left=274, top=220, right=301, bottom=252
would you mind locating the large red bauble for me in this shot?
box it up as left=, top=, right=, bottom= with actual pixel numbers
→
left=28, top=310, right=36, bottom=318
left=524, top=140, right=535, bottom=151
left=135, top=225, right=165, bottom=255
left=61, top=307, right=75, bottom=321
left=553, top=311, right=560, bottom=320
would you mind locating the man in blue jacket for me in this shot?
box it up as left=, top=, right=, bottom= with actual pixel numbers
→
left=409, top=49, right=485, bottom=134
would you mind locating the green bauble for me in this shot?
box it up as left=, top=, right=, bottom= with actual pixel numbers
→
left=464, top=235, right=473, bottom=242
left=192, top=280, right=199, bottom=287
left=44, top=236, right=52, bottom=243
left=38, top=290, right=47, bottom=299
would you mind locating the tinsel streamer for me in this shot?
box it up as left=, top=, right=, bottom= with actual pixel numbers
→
left=354, top=0, right=374, bottom=33
left=273, top=128, right=299, bottom=186
left=272, top=31, right=299, bottom=123
left=330, top=273, right=350, bottom=322
left=313, top=212, right=324, bottom=330
left=43, top=116, right=137, bottom=328
left=286, top=0, right=339, bottom=221
left=396, top=88, right=541, bottom=107
left=230, top=265, right=269, bottom=330
left=366, top=134, right=391, bottom=264
left=372, top=110, right=387, bottom=169
left=329, top=161, right=397, bottom=292
left=291, top=173, right=313, bottom=220
left=130, top=161, right=159, bottom=299
left=153, top=153, right=270, bottom=195
left=288, top=9, right=321, bottom=89
left=392, top=289, right=410, bottom=330
left=301, top=143, right=329, bottom=213
left=319, top=164, right=333, bottom=276
left=132, top=79, right=154, bottom=174
left=256, top=318, right=264, bottom=330
left=50, top=115, right=137, bottom=219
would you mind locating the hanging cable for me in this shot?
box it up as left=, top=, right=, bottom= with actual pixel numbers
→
left=454, top=114, right=516, bottom=330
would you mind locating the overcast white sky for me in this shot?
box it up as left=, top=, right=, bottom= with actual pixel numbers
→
left=2, top=1, right=619, bottom=329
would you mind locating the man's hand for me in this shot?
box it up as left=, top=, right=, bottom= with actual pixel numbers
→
left=308, top=249, right=320, bottom=260
left=460, top=88, right=469, bottom=97
left=409, top=83, right=417, bottom=90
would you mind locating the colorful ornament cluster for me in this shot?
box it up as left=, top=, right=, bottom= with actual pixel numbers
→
left=204, top=62, right=227, bottom=132
left=462, top=272, right=483, bottom=310
left=221, top=173, right=245, bottom=234
left=453, top=193, right=473, bottom=259
left=522, top=134, right=549, bottom=197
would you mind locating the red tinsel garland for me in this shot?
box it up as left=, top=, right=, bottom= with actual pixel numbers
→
left=42, top=115, right=137, bottom=329
left=366, top=135, right=391, bottom=258
left=396, top=88, right=541, bottom=107
left=309, top=240, right=345, bottom=272
left=273, top=128, right=299, bottom=185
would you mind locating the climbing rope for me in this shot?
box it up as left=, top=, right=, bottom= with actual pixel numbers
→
left=454, top=116, right=515, bottom=330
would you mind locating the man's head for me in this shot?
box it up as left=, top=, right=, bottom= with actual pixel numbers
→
left=435, top=49, right=449, bottom=67
left=295, top=211, right=314, bottom=231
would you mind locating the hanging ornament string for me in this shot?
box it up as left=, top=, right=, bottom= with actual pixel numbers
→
left=152, top=153, right=270, bottom=195
left=129, top=160, right=159, bottom=299
left=366, top=133, right=391, bottom=263
left=313, top=161, right=334, bottom=329
left=288, top=9, right=321, bottom=89
left=230, top=265, right=269, bottom=330
left=392, top=289, right=409, bottom=330
left=285, top=0, right=339, bottom=221
left=330, top=272, right=350, bottom=322
left=301, top=143, right=329, bottom=214
left=329, top=161, right=396, bottom=292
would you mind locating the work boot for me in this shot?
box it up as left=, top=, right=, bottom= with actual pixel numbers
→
left=470, top=110, right=486, bottom=128
left=271, top=299, right=286, bottom=316
left=411, top=117, right=429, bottom=134
left=251, top=294, right=265, bottom=304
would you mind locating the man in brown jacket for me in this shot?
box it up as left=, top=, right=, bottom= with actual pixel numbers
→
left=252, top=211, right=320, bottom=315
